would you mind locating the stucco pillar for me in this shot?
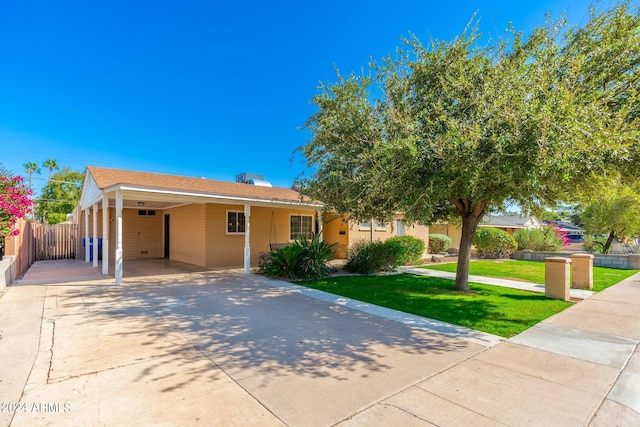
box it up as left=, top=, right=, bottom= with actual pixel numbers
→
left=544, top=257, right=571, bottom=301
left=92, top=202, right=99, bottom=268
left=84, top=209, right=90, bottom=262
left=244, top=203, right=251, bottom=274
left=571, top=253, right=593, bottom=290
left=370, top=219, right=375, bottom=242
left=102, top=197, right=109, bottom=275
left=115, top=190, right=123, bottom=285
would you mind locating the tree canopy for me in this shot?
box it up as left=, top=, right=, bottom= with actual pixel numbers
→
left=34, top=168, right=84, bottom=224
left=580, top=176, right=640, bottom=253
left=299, top=2, right=640, bottom=290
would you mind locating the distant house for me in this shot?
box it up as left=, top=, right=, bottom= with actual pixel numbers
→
left=77, top=166, right=429, bottom=284
left=543, top=220, right=584, bottom=242
left=430, top=215, right=541, bottom=251
left=481, top=215, right=542, bottom=233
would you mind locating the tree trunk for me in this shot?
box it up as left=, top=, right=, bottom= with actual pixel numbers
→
left=602, top=230, right=616, bottom=254
left=452, top=199, right=487, bottom=291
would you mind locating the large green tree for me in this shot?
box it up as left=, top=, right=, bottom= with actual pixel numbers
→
left=580, top=177, right=640, bottom=253
left=34, top=168, right=83, bottom=223
left=300, top=2, right=640, bottom=290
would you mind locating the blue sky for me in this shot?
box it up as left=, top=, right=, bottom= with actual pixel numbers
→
left=0, top=1, right=626, bottom=195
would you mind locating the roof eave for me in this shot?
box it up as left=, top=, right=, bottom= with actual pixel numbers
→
left=103, top=183, right=323, bottom=209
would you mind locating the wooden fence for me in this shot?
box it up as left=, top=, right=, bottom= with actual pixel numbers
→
left=3, top=217, right=35, bottom=279
left=33, top=223, right=78, bottom=261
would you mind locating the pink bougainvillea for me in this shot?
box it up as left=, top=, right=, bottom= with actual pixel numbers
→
left=0, top=174, right=32, bottom=244
left=550, top=222, right=571, bottom=247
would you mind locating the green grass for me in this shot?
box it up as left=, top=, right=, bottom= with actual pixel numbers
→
left=423, top=260, right=639, bottom=292
left=299, top=274, right=573, bottom=338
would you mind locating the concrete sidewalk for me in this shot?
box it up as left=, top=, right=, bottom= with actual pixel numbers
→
left=401, top=266, right=596, bottom=300
left=1, top=261, right=639, bottom=426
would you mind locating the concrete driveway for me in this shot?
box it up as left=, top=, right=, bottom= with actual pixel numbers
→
left=1, top=262, right=492, bottom=426
left=2, top=260, right=639, bottom=426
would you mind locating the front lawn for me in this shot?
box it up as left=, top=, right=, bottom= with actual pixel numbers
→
left=423, top=260, right=639, bottom=292
left=299, top=274, right=572, bottom=338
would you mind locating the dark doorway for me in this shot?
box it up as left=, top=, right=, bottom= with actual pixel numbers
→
left=164, top=214, right=170, bottom=258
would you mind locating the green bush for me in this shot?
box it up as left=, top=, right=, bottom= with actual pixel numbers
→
left=259, top=234, right=336, bottom=280
left=46, top=212, right=68, bottom=224
left=513, top=227, right=562, bottom=252
left=473, top=227, right=518, bottom=259
left=583, top=235, right=607, bottom=253
left=429, top=233, right=451, bottom=254
left=385, top=236, right=425, bottom=265
left=345, top=240, right=404, bottom=274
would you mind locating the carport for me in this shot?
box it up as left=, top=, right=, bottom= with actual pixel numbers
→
left=77, top=166, right=322, bottom=285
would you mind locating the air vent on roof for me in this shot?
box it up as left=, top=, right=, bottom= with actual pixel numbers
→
left=236, top=172, right=264, bottom=183
left=248, top=179, right=272, bottom=187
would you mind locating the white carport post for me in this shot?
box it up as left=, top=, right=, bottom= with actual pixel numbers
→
left=244, top=203, right=251, bottom=274
left=115, top=190, right=123, bottom=285
left=84, top=209, right=90, bottom=262
left=92, top=203, right=99, bottom=268
left=102, top=197, right=109, bottom=275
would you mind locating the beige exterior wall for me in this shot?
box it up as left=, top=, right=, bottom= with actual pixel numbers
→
left=122, top=209, right=163, bottom=260
left=322, top=213, right=349, bottom=258
left=79, top=203, right=321, bottom=269
left=204, top=204, right=320, bottom=268
left=322, top=214, right=430, bottom=259
left=204, top=204, right=244, bottom=268
left=80, top=207, right=163, bottom=261
left=430, top=223, right=462, bottom=250
left=165, top=204, right=206, bottom=266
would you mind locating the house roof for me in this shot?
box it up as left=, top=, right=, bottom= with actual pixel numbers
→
left=480, top=215, right=541, bottom=229
left=543, top=220, right=583, bottom=232
left=83, top=166, right=321, bottom=208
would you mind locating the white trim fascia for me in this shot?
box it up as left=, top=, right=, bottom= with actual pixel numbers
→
left=79, top=169, right=104, bottom=210
left=103, top=183, right=323, bottom=209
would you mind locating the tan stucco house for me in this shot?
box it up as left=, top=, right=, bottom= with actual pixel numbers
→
left=78, top=166, right=429, bottom=284
left=430, top=215, right=541, bottom=251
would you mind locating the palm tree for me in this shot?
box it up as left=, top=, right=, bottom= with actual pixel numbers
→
left=42, top=159, right=59, bottom=183
left=23, top=162, right=41, bottom=188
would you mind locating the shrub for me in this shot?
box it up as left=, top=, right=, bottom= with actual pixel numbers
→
left=259, top=234, right=336, bottom=280
left=473, top=227, right=518, bottom=259
left=513, top=226, right=562, bottom=252
left=429, top=233, right=451, bottom=254
left=385, top=236, right=425, bottom=265
left=46, top=212, right=68, bottom=224
left=345, top=239, right=404, bottom=274
left=583, top=235, right=607, bottom=253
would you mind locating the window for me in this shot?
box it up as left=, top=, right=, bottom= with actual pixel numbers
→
left=359, top=220, right=386, bottom=231
left=227, top=211, right=246, bottom=233
left=138, top=209, right=156, bottom=216
left=290, top=215, right=313, bottom=240
left=375, top=221, right=387, bottom=231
